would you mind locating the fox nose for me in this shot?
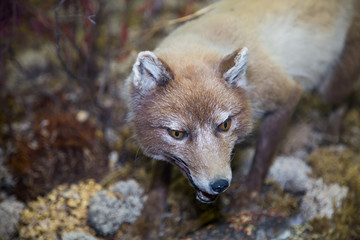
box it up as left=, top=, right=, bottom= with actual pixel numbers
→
left=210, top=179, right=229, bottom=193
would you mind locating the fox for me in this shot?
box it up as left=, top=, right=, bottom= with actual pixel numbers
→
left=125, top=0, right=360, bottom=225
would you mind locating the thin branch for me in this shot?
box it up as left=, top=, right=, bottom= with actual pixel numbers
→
left=82, top=1, right=106, bottom=99
left=167, top=3, right=214, bottom=25
left=138, top=3, right=215, bottom=43
left=54, top=0, right=83, bottom=82
left=57, top=14, right=96, bottom=24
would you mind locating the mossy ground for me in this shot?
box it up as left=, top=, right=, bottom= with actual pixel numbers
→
left=306, top=147, right=360, bottom=240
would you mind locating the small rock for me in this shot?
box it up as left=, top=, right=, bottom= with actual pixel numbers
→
left=76, top=110, right=89, bottom=122
left=108, top=151, right=119, bottom=170
left=0, top=148, right=15, bottom=190
left=0, top=198, right=25, bottom=240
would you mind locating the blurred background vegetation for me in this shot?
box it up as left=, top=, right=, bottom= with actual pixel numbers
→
left=0, top=0, right=211, bottom=201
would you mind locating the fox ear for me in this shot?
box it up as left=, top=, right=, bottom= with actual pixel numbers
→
left=131, top=51, right=174, bottom=94
left=218, top=47, right=248, bottom=88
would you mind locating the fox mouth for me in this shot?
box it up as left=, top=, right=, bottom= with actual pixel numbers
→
left=196, top=190, right=218, bottom=203
left=167, top=154, right=218, bottom=203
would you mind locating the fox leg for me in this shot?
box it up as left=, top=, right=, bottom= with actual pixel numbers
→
left=245, top=85, right=302, bottom=192
left=318, top=12, right=360, bottom=141
left=319, top=10, right=360, bottom=105
left=130, top=161, right=172, bottom=239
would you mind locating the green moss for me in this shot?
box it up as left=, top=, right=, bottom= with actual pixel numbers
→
left=342, top=108, right=360, bottom=151
left=306, top=147, right=360, bottom=239
left=307, top=147, right=356, bottom=185
left=261, top=181, right=300, bottom=217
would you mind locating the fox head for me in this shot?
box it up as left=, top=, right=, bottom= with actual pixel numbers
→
left=127, top=48, right=252, bottom=203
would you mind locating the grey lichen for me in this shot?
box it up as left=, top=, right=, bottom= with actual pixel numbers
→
left=300, top=178, right=348, bottom=222
left=87, top=179, right=146, bottom=236
left=62, top=231, right=98, bottom=240
left=0, top=198, right=25, bottom=240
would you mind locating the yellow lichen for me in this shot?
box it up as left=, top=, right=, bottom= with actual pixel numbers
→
left=19, top=179, right=102, bottom=240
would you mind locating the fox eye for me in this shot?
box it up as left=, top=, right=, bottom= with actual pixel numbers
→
left=167, top=128, right=187, bottom=140
left=218, top=118, right=231, bottom=132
